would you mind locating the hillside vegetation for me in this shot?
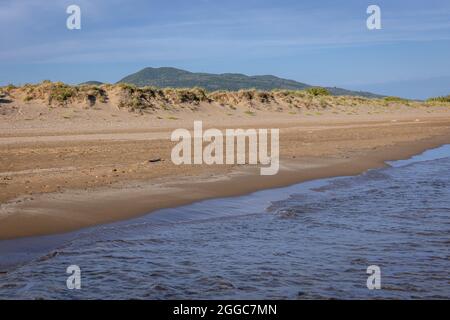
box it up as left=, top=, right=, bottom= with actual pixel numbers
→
left=117, top=67, right=383, bottom=98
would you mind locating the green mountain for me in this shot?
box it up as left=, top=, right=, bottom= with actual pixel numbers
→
left=117, top=67, right=383, bottom=98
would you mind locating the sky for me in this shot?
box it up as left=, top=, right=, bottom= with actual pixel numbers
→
left=0, top=0, right=449, bottom=99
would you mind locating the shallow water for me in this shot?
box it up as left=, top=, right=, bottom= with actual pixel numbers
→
left=0, top=146, right=449, bottom=299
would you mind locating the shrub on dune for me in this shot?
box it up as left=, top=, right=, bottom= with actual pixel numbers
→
left=426, top=95, right=450, bottom=103
left=306, top=87, right=330, bottom=96
left=48, top=82, right=77, bottom=105
left=384, top=96, right=408, bottom=103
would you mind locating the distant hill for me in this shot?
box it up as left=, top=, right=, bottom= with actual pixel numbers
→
left=117, top=67, right=383, bottom=98
left=80, top=81, right=104, bottom=85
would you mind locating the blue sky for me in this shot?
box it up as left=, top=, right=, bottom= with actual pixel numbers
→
left=1, top=0, right=449, bottom=99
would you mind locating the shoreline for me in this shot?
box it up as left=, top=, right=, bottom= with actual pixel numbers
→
left=0, top=137, right=449, bottom=271
left=1, top=119, right=450, bottom=240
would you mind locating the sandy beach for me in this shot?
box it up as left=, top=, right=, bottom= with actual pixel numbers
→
left=1, top=85, right=450, bottom=240
left=3, top=0, right=450, bottom=303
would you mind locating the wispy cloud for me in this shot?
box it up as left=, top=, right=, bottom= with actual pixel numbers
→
left=1, top=0, right=449, bottom=63
left=1, top=0, right=449, bottom=98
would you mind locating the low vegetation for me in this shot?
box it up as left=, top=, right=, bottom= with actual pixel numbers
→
left=427, top=95, right=450, bottom=103
left=48, top=82, right=77, bottom=104
left=1, top=82, right=449, bottom=115
left=384, top=96, right=409, bottom=103
left=305, top=87, right=331, bottom=96
left=7, top=81, right=108, bottom=107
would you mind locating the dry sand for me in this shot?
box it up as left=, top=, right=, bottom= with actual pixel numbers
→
left=1, top=85, right=449, bottom=240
